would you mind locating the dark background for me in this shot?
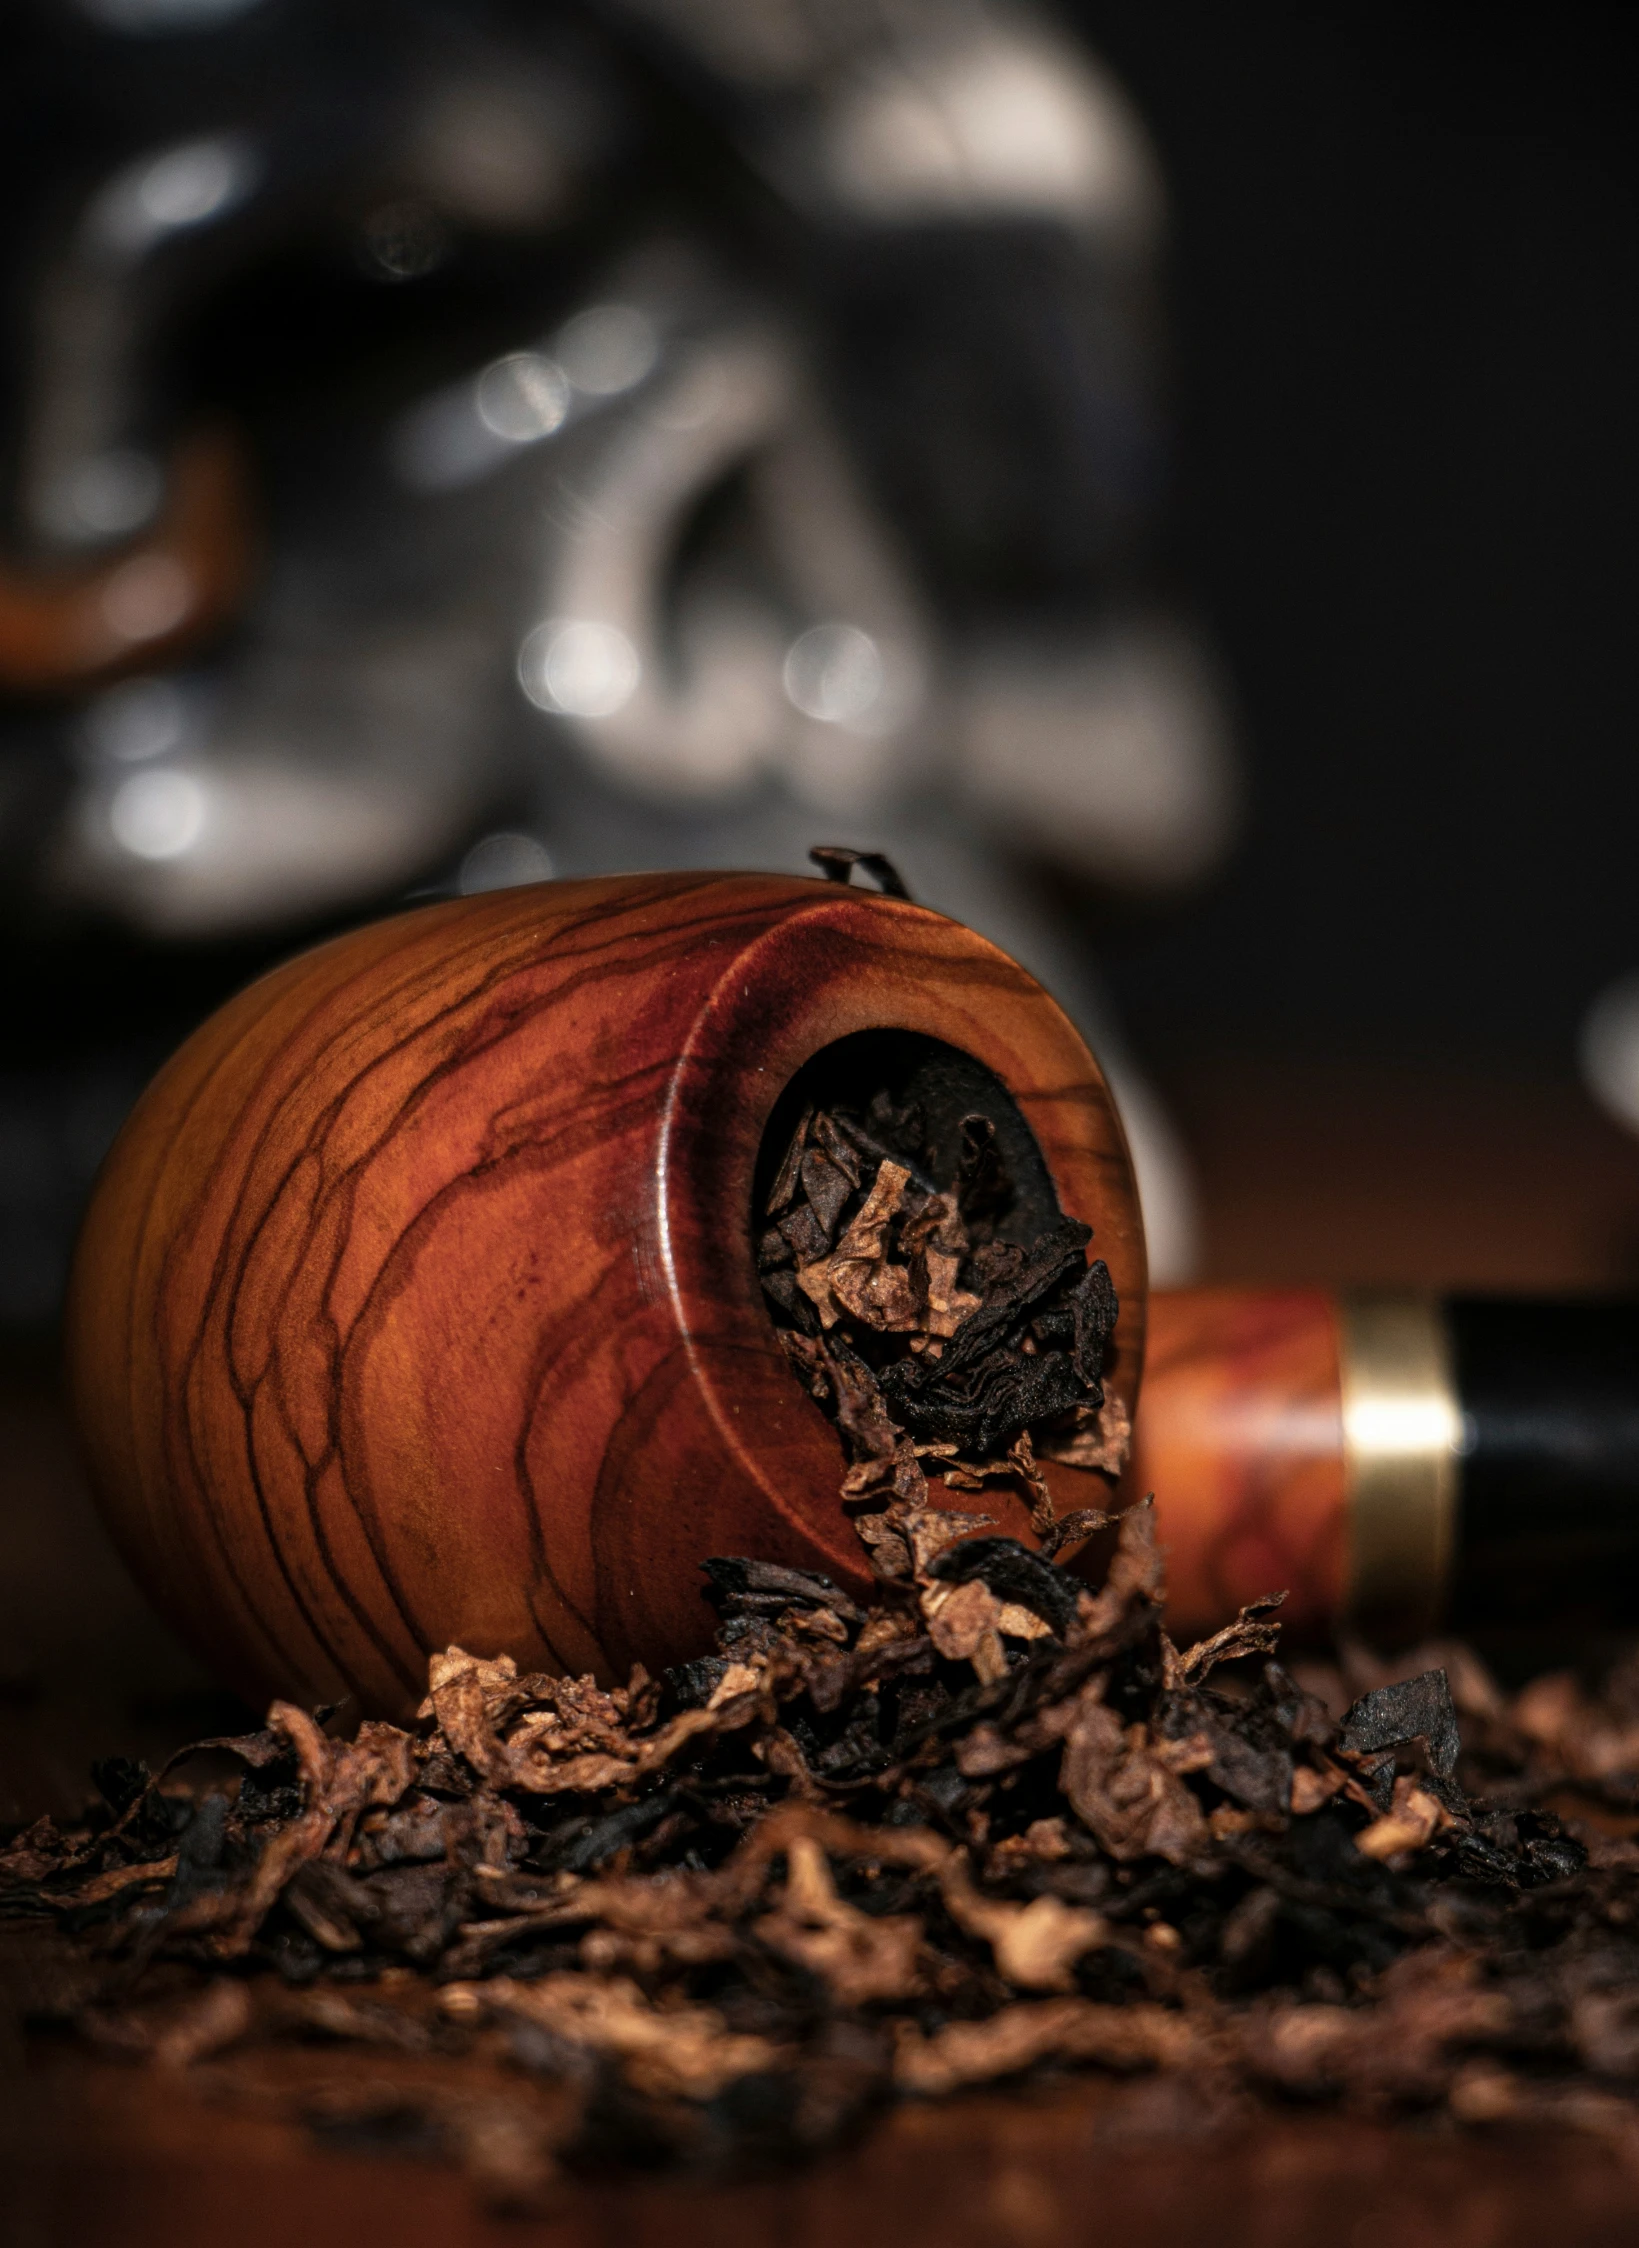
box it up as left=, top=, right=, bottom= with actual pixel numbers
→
left=1071, top=2, right=1639, bottom=1071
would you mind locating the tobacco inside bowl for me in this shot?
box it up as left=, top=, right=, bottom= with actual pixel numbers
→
left=752, top=1029, right=1129, bottom=1561
left=755, top=1030, right=1063, bottom=1245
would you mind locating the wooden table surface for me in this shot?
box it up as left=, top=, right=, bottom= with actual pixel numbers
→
left=8, top=1053, right=1639, bottom=2248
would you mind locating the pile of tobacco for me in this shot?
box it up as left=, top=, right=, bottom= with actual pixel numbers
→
left=10, top=1500, right=1639, bottom=2207
left=11, top=1053, right=1639, bottom=2207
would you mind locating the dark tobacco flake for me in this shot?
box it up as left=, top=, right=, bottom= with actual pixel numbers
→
left=800, top=1149, right=854, bottom=1239
left=926, top=1537, right=1081, bottom=1638
left=811, top=1112, right=863, bottom=1186
left=777, top=1203, right=831, bottom=1267
left=1338, top=1670, right=1462, bottom=1780
left=90, top=1756, right=151, bottom=1817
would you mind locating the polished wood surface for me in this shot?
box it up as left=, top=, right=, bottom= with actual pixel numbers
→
left=65, top=872, right=1144, bottom=1719
left=1121, top=1287, right=1347, bottom=1644
left=7, top=1968, right=1636, bottom=2248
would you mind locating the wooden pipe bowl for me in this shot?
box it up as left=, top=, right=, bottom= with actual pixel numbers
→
left=65, top=872, right=1145, bottom=1718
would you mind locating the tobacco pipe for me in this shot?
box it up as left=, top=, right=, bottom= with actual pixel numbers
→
left=1127, top=1285, right=1639, bottom=1654
left=65, top=870, right=1639, bottom=1717
left=65, top=872, right=1146, bottom=1718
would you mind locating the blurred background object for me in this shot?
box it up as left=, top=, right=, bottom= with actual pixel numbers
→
left=0, top=0, right=1239, bottom=1319
left=5, top=1, right=1639, bottom=1331
left=1581, top=972, right=1639, bottom=1142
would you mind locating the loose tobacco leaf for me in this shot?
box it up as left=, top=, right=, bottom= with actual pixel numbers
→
left=1337, top=1670, right=1463, bottom=1786
left=15, top=1489, right=1639, bottom=2208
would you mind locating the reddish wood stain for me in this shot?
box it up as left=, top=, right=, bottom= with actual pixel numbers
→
left=1124, top=1287, right=1348, bottom=1643
left=66, top=873, right=1144, bottom=1717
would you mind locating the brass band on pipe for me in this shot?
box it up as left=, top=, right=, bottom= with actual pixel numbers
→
left=1339, top=1293, right=1462, bottom=1645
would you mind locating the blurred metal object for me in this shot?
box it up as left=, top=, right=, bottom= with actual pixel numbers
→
left=1339, top=1294, right=1461, bottom=1647
left=1580, top=972, right=1639, bottom=1138
left=1, top=0, right=1238, bottom=1289
left=20, top=133, right=262, bottom=556
left=958, top=620, right=1236, bottom=889
left=622, top=0, right=1162, bottom=239
left=0, top=426, right=254, bottom=694
left=514, top=312, right=934, bottom=811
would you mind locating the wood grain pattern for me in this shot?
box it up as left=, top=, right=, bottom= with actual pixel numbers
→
left=65, top=872, right=1144, bottom=1717
left=1124, top=1287, right=1348, bottom=1644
